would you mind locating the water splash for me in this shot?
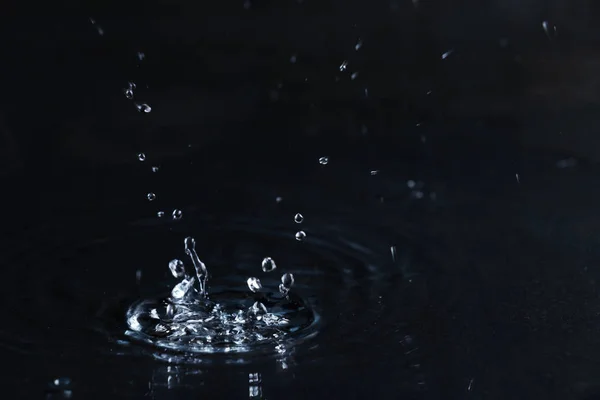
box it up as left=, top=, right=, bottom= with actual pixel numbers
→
left=125, top=237, right=317, bottom=355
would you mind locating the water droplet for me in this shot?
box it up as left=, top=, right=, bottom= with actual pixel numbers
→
left=151, top=166, right=159, bottom=172
left=169, top=259, right=185, bottom=278
left=172, top=209, right=183, bottom=220
left=339, top=60, right=348, bottom=71
left=261, top=257, right=277, bottom=272
left=275, top=196, right=283, bottom=203
left=137, top=51, right=145, bottom=61
left=319, top=156, right=329, bottom=165
left=370, top=170, right=379, bottom=175
left=157, top=211, right=165, bottom=218
left=52, top=378, right=71, bottom=388
left=147, top=192, right=156, bottom=201
left=138, top=153, right=146, bottom=161
left=290, top=54, right=297, bottom=63
left=351, top=72, right=359, bottom=80
left=355, top=38, right=363, bottom=51
left=279, top=273, right=295, bottom=295
left=247, top=277, right=262, bottom=292
left=295, top=231, right=306, bottom=241
left=135, top=103, right=152, bottom=113
left=136, top=269, right=142, bottom=283
left=441, top=49, right=454, bottom=60
left=294, top=213, right=304, bottom=223
left=390, top=246, right=397, bottom=262
left=123, top=82, right=136, bottom=99
left=407, top=180, right=416, bottom=188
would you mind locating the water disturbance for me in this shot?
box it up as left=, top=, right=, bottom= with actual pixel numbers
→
left=125, top=236, right=317, bottom=355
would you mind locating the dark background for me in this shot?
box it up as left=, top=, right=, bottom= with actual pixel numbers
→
left=3, top=2, right=600, bottom=399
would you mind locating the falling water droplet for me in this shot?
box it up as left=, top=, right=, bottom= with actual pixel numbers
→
left=279, top=273, right=295, bottom=295
left=172, top=209, right=183, bottom=220
left=441, top=49, right=454, bottom=59
left=339, top=60, right=348, bottom=71
left=407, top=180, right=416, bottom=189
left=390, top=246, right=397, bottom=262
left=351, top=72, right=359, bottom=80
left=169, top=259, right=186, bottom=278
left=147, top=192, right=156, bottom=201
left=261, top=257, right=277, bottom=272
left=319, top=156, right=329, bottom=165
left=135, top=103, right=152, bottom=113
left=157, top=211, right=165, bottom=218
left=247, top=277, right=263, bottom=292
left=290, top=54, right=297, bottom=63
left=370, top=170, right=379, bottom=175
left=138, top=153, right=146, bottom=161
left=294, top=213, right=304, bottom=223
left=355, top=38, right=363, bottom=51
left=137, top=51, right=145, bottom=61
left=151, top=166, right=159, bottom=172
left=295, top=231, right=306, bottom=241
left=275, top=196, right=283, bottom=203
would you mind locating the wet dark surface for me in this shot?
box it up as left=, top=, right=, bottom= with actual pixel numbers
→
left=3, top=6, right=600, bottom=400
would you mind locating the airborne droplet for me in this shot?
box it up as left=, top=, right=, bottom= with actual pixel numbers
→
left=261, top=257, right=277, bottom=272
left=294, top=213, right=304, bottom=223
left=295, top=231, right=306, bottom=241
left=247, top=277, right=263, bottom=292
left=319, top=157, right=329, bottom=165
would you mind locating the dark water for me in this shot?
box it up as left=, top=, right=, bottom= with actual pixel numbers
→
left=3, top=8, right=600, bottom=400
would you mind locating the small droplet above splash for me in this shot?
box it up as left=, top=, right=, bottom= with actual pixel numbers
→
left=275, top=196, right=283, bottom=203
left=355, top=38, right=363, bottom=51
left=247, top=277, right=263, bottom=292
left=151, top=166, right=159, bottom=172
left=294, top=213, right=304, bottom=223
left=339, top=60, right=348, bottom=71
left=157, top=211, right=165, bottom=218
left=135, top=103, right=152, bottom=113
left=319, top=156, right=329, bottom=165
left=137, top=153, right=146, bottom=161
left=370, top=170, right=379, bottom=175
left=169, top=259, right=185, bottom=278
left=295, top=231, right=306, bottom=241
left=279, top=273, right=295, bottom=295
left=261, top=257, right=277, bottom=272
left=124, top=82, right=135, bottom=99
left=172, top=209, right=183, bottom=220
left=147, top=192, right=156, bottom=201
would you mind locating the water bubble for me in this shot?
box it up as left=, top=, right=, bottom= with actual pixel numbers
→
left=138, top=153, right=146, bottom=161
left=295, top=231, right=306, bottom=241
left=151, top=166, right=159, bottom=172
left=319, top=156, right=329, bottom=165
left=172, top=209, right=183, bottom=220
left=279, top=273, right=295, bottom=295
left=247, top=277, right=263, bottom=292
left=157, top=211, right=165, bottom=218
left=355, top=38, right=363, bottom=51
left=339, top=60, right=348, bottom=71
left=147, top=192, right=156, bottom=201
left=261, top=257, right=277, bottom=272
left=135, top=103, right=152, bottom=113
left=294, top=213, right=304, bottom=223
left=169, top=259, right=185, bottom=278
